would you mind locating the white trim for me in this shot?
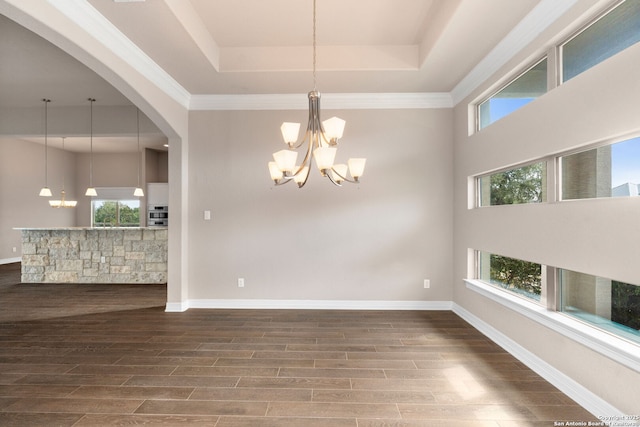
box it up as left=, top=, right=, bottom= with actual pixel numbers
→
left=451, top=0, right=578, bottom=106
left=452, top=301, right=625, bottom=419
left=0, top=257, right=20, bottom=265
left=189, top=92, right=453, bottom=111
left=48, top=0, right=191, bottom=109
left=175, top=299, right=452, bottom=311
left=43, top=0, right=575, bottom=111
left=464, top=279, right=640, bottom=372
left=165, top=301, right=189, bottom=312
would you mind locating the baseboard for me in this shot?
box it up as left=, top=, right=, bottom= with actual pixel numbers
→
left=0, top=257, right=20, bottom=265
left=165, top=301, right=189, bottom=312
left=452, top=302, right=623, bottom=419
left=174, top=299, right=453, bottom=311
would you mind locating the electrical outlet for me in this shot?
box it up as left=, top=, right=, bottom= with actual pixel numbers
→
left=204, top=210, right=211, bottom=220
left=238, top=278, right=245, bottom=288
left=101, top=256, right=106, bottom=263
left=12, top=247, right=16, bottom=253
left=423, top=279, right=430, bottom=289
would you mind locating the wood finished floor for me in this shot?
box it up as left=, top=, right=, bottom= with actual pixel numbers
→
left=0, top=262, right=597, bottom=426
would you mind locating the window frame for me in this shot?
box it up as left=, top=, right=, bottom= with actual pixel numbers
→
left=474, top=0, right=639, bottom=132
left=475, top=251, right=545, bottom=305
left=468, top=132, right=640, bottom=363
left=91, top=198, right=141, bottom=228
left=88, top=187, right=143, bottom=228
left=474, top=158, right=552, bottom=208
left=464, top=277, right=640, bottom=373
left=557, top=133, right=640, bottom=201
left=559, top=0, right=634, bottom=83
left=475, top=56, right=548, bottom=132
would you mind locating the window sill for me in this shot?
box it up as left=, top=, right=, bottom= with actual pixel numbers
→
left=464, top=279, right=640, bottom=373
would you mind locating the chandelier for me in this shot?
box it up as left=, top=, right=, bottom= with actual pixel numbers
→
left=49, top=137, right=77, bottom=208
left=268, top=0, right=365, bottom=188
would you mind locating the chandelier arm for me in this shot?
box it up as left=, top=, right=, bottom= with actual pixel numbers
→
left=331, top=166, right=360, bottom=184
left=325, top=171, right=342, bottom=187
left=273, top=176, right=294, bottom=186
left=296, top=133, right=313, bottom=174
left=289, top=129, right=310, bottom=150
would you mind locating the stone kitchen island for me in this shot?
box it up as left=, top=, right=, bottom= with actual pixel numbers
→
left=17, top=228, right=167, bottom=284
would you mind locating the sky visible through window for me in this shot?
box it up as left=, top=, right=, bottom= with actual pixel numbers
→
left=487, top=98, right=533, bottom=124
left=611, top=137, right=640, bottom=187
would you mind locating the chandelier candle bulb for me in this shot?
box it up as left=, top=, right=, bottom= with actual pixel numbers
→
left=348, top=158, right=367, bottom=180
left=268, top=162, right=284, bottom=182
left=293, top=166, right=309, bottom=186
left=331, top=164, right=348, bottom=183
left=281, top=122, right=301, bottom=145
left=273, top=149, right=298, bottom=174
left=322, top=116, right=346, bottom=142
left=313, top=146, right=337, bottom=172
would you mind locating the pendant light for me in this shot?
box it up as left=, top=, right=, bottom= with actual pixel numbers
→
left=133, top=108, right=144, bottom=197
left=39, top=98, right=53, bottom=197
left=85, top=98, right=98, bottom=197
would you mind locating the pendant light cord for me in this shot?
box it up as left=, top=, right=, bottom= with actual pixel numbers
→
left=43, top=99, right=50, bottom=187
left=88, top=98, right=95, bottom=187
left=312, top=0, right=317, bottom=92
left=137, top=108, right=141, bottom=188
left=61, top=137, right=66, bottom=190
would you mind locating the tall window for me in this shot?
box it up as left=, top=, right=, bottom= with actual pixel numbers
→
left=478, top=252, right=542, bottom=302
left=560, top=136, right=640, bottom=200
left=478, top=58, right=547, bottom=130
left=477, top=161, right=546, bottom=207
left=562, top=0, right=640, bottom=82
left=92, top=200, right=140, bottom=227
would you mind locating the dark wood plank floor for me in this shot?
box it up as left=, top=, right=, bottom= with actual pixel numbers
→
left=0, top=262, right=596, bottom=426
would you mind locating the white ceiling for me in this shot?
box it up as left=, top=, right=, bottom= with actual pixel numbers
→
left=85, top=0, right=539, bottom=95
left=0, top=0, right=558, bottom=150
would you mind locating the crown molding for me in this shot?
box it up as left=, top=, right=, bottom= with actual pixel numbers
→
left=48, top=0, right=192, bottom=109
left=451, top=0, right=578, bottom=106
left=43, top=0, right=575, bottom=112
left=189, top=92, right=453, bottom=111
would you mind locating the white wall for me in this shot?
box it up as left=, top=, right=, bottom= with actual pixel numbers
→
left=186, top=108, right=453, bottom=304
left=453, top=31, right=640, bottom=415
left=75, top=152, right=142, bottom=227
left=0, top=138, right=76, bottom=261
left=0, top=138, right=144, bottom=258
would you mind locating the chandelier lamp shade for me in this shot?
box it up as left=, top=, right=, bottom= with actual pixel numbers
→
left=39, top=98, right=53, bottom=197
left=85, top=98, right=98, bottom=197
left=268, top=0, right=365, bottom=188
left=133, top=108, right=144, bottom=197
